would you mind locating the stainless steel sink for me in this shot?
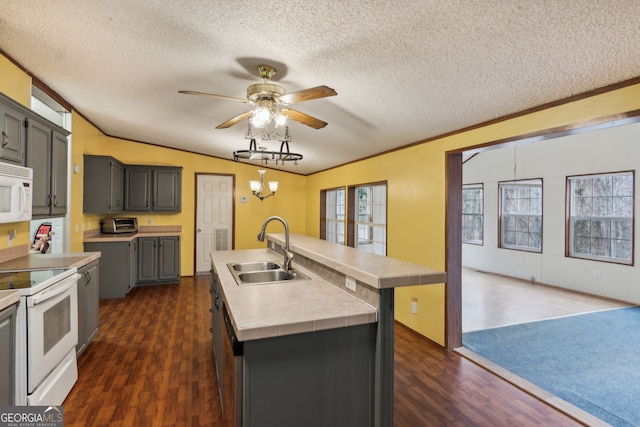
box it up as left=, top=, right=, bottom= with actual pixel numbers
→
left=238, top=270, right=307, bottom=283
left=226, top=262, right=309, bottom=285
left=231, top=261, right=281, bottom=272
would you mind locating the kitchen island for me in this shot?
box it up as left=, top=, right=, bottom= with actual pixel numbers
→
left=210, top=233, right=446, bottom=427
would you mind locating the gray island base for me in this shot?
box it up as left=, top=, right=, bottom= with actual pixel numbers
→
left=210, top=233, right=446, bottom=427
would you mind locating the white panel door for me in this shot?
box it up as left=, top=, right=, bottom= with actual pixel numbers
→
left=196, top=174, right=233, bottom=273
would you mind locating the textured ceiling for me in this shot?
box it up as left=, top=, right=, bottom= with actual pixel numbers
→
left=1, top=1, right=639, bottom=174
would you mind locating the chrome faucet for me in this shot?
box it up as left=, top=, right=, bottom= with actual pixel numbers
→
left=257, top=216, right=294, bottom=271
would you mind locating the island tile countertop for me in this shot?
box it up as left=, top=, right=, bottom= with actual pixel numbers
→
left=0, top=252, right=101, bottom=271
left=211, top=248, right=377, bottom=342
left=0, top=289, right=20, bottom=312
left=267, top=233, right=446, bottom=289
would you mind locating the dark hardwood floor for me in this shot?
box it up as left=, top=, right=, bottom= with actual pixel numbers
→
left=63, top=276, right=585, bottom=426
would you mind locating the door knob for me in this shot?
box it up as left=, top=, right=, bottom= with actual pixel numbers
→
left=197, top=228, right=202, bottom=233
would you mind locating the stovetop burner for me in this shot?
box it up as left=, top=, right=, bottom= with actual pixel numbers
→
left=0, top=268, right=71, bottom=291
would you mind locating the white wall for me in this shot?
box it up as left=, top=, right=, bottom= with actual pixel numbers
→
left=462, top=121, right=640, bottom=303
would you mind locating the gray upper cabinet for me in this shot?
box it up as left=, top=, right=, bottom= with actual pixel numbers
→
left=50, top=131, right=68, bottom=216
left=0, top=99, right=26, bottom=165
left=26, top=117, right=69, bottom=218
left=125, top=165, right=181, bottom=212
left=152, top=167, right=181, bottom=211
left=85, top=155, right=181, bottom=214
left=124, top=166, right=151, bottom=211
left=27, top=122, right=70, bottom=218
left=26, top=119, right=51, bottom=215
left=1, top=92, right=70, bottom=217
left=83, top=155, right=125, bottom=213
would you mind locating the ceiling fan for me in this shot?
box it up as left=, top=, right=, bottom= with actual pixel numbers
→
left=179, top=65, right=337, bottom=129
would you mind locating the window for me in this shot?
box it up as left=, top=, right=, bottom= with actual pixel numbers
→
left=320, top=187, right=346, bottom=244
left=499, top=179, right=543, bottom=252
left=348, top=183, right=387, bottom=255
left=462, top=183, right=483, bottom=245
left=567, top=171, right=634, bottom=264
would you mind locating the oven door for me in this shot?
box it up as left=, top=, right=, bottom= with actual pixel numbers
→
left=26, top=273, right=79, bottom=393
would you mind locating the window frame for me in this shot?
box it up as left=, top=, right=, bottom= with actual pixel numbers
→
left=462, top=183, right=484, bottom=245
left=565, top=170, right=635, bottom=265
left=498, top=178, right=543, bottom=253
left=320, top=186, right=346, bottom=245
left=347, top=181, right=387, bottom=256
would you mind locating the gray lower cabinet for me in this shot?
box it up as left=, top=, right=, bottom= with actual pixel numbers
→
left=0, top=303, right=17, bottom=405
left=210, top=273, right=224, bottom=404
left=84, top=241, right=131, bottom=299
left=76, top=260, right=100, bottom=357
left=83, top=155, right=125, bottom=213
left=215, top=313, right=375, bottom=427
left=137, top=236, right=180, bottom=283
left=243, top=325, right=374, bottom=427
left=129, top=239, right=138, bottom=292
left=85, top=236, right=179, bottom=298
left=27, top=119, right=69, bottom=217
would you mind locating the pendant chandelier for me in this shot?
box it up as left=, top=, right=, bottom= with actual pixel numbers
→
left=250, top=169, right=278, bottom=201
left=233, top=123, right=302, bottom=166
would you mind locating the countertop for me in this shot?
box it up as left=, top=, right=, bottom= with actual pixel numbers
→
left=84, top=231, right=181, bottom=243
left=0, top=252, right=101, bottom=271
left=267, top=233, right=447, bottom=289
left=211, top=248, right=378, bottom=342
left=0, top=289, right=20, bottom=311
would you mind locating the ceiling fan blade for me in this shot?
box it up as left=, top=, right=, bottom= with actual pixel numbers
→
left=279, top=85, right=337, bottom=104
left=216, top=111, right=253, bottom=129
left=281, top=108, right=328, bottom=129
left=179, top=90, right=248, bottom=103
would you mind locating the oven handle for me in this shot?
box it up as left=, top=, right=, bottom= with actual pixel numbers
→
left=27, top=273, right=79, bottom=307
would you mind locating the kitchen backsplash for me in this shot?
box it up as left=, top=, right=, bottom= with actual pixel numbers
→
left=83, top=224, right=182, bottom=239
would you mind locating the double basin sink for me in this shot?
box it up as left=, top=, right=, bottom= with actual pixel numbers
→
left=227, top=261, right=310, bottom=285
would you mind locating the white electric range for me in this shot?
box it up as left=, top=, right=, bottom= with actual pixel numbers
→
left=0, top=267, right=79, bottom=406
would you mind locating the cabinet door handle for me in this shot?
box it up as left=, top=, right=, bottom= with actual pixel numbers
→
left=53, top=195, right=58, bottom=206
left=1, top=131, right=7, bottom=147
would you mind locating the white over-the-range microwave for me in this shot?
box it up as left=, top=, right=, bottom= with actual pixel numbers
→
left=0, top=163, right=32, bottom=223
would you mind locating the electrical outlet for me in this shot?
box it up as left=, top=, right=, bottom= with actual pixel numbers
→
left=594, top=270, right=601, bottom=279
left=346, top=276, right=356, bottom=292
left=518, top=256, right=524, bottom=265
left=411, top=298, right=418, bottom=315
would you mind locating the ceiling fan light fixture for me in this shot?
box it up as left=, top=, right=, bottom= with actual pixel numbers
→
left=273, top=110, right=287, bottom=126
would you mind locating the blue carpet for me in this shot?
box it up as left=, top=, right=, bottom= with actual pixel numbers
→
left=462, top=306, right=640, bottom=427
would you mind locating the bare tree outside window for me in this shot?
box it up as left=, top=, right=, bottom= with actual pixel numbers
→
left=499, top=179, right=543, bottom=252
left=568, top=171, right=634, bottom=264
left=462, top=183, right=483, bottom=245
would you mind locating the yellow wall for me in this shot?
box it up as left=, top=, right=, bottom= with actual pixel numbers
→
left=0, top=54, right=32, bottom=250
left=5, top=50, right=640, bottom=346
left=307, top=83, right=640, bottom=346
left=71, top=113, right=307, bottom=276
